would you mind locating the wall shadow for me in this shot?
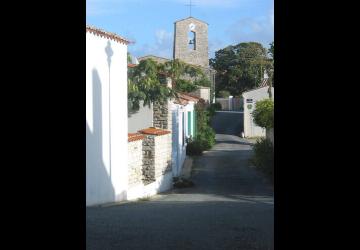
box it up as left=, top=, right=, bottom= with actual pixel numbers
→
left=86, top=69, right=115, bottom=206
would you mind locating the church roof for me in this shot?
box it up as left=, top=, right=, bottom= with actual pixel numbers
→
left=86, top=25, right=132, bottom=45
left=174, top=16, right=208, bottom=25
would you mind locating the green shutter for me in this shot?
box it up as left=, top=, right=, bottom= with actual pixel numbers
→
left=188, top=111, right=191, bottom=137
left=193, top=109, right=196, bottom=137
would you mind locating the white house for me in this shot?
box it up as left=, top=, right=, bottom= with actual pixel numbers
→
left=86, top=25, right=130, bottom=206
left=171, top=93, right=199, bottom=177
left=242, top=86, right=274, bottom=138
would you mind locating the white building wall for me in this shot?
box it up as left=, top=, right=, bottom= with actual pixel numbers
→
left=86, top=32, right=128, bottom=206
left=171, top=102, right=194, bottom=177
left=242, top=87, right=274, bottom=138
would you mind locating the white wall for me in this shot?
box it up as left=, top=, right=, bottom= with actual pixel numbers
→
left=128, top=101, right=153, bottom=133
left=86, top=32, right=128, bottom=206
left=242, top=87, right=274, bottom=138
left=171, top=102, right=194, bottom=177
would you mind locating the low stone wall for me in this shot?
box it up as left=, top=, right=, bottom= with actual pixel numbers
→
left=139, top=128, right=172, bottom=185
left=127, top=128, right=173, bottom=200
left=142, top=135, right=156, bottom=185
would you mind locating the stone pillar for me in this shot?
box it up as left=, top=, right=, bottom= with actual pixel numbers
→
left=138, top=128, right=172, bottom=185
left=141, top=135, right=156, bottom=185
left=153, top=100, right=172, bottom=132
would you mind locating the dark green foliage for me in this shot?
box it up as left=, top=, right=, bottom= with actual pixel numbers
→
left=186, top=140, right=203, bottom=155
left=252, top=99, right=274, bottom=129
left=128, top=59, right=175, bottom=111
left=196, top=126, right=216, bottom=150
left=128, top=58, right=211, bottom=112
left=218, top=90, right=231, bottom=98
left=210, top=42, right=274, bottom=96
left=175, top=79, right=198, bottom=93
left=252, top=138, right=274, bottom=183
left=186, top=101, right=216, bottom=155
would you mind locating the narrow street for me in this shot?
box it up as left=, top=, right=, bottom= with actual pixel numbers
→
left=87, top=117, right=274, bottom=249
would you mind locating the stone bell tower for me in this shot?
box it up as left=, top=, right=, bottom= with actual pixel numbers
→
left=173, top=17, right=209, bottom=68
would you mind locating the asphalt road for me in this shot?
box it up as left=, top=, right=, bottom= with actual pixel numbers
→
left=86, top=132, right=274, bottom=250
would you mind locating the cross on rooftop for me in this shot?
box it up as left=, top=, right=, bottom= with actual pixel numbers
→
left=185, top=0, right=195, bottom=17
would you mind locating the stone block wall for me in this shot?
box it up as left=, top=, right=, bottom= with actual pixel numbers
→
left=142, top=135, right=156, bottom=185
left=153, top=101, right=172, bottom=131
left=138, top=128, right=172, bottom=186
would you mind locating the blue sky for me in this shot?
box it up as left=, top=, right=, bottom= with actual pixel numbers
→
left=86, top=0, right=274, bottom=59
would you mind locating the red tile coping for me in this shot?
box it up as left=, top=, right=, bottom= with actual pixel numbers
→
left=86, top=25, right=132, bottom=45
left=128, top=133, right=145, bottom=142
left=177, top=92, right=202, bottom=102
left=138, top=127, right=171, bottom=136
left=128, top=63, right=137, bottom=68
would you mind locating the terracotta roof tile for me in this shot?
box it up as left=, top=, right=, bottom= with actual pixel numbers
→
left=177, top=92, right=202, bottom=102
left=86, top=25, right=132, bottom=45
left=138, top=127, right=171, bottom=136
left=128, top=133, right=145, bottom=142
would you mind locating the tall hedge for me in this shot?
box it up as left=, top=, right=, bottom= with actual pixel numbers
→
left=252, top=99, right=274, bottom=129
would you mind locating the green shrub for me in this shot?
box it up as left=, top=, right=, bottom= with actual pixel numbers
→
left=186, top=140, right=203, bottom=155
left=252, top=138, right=274, bottom=182
left=186, top=102, right=216, bottom=156
left=252, top=99, right=274, bottom=129
left=196, top=126, right=216, bottom=150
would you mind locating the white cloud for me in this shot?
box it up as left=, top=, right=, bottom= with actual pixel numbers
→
left=226, top=8, right=274, bottom=47
left=130, top=29, right=173, bottom=58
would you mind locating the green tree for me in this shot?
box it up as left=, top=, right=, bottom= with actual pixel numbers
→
left=128, top=59, right=175, bottom=111
left=252, top=99, right=274, bottom=129
left=210, top=42, right=273, bottom=96
left=128, top=58, right=211, bottom=111
left=159, top=59, right=211, bottom=92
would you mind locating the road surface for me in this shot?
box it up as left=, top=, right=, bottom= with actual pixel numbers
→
left=86, top=132, right=274, bottom=250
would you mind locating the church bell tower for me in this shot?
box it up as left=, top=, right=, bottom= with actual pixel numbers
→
left=173, top=17, right=209, bottom=68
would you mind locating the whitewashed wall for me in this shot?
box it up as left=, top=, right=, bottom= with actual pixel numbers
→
left=242, top=87, right=274, bottom=138
left=171, top=102, right=194, bottom=177
left=86, top=32, right=128, bottom=206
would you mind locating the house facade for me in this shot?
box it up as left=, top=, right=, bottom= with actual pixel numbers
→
left=86, top=26, right=130, bottom=206
left=242, top=86, right=274, bottom=138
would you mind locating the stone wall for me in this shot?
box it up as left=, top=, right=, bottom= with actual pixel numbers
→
left=142, top=135, right=156, bottom=185
left=153, top=101, right=172, bottom=131
left=128, top=139, right=143, bottom=187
